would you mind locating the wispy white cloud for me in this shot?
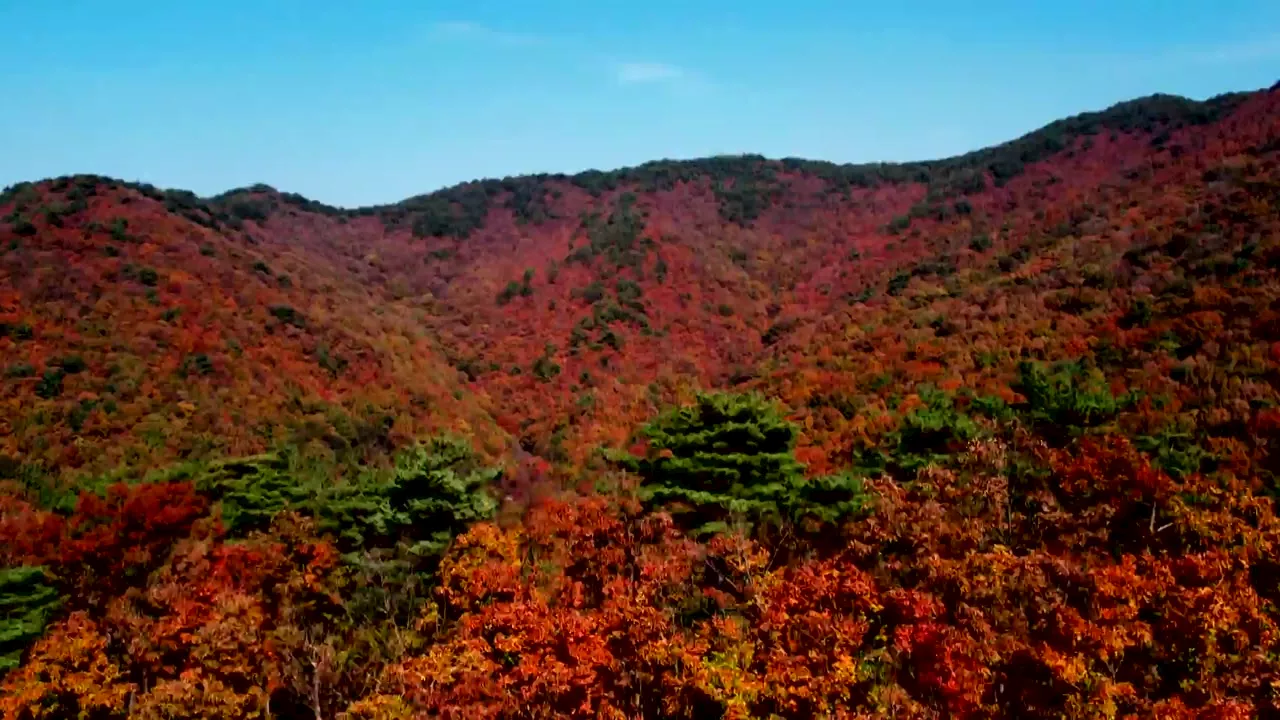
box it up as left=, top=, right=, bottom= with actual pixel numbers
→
left=615, top=62, right=686, bottom=85
left=1079, top=33, right=1280, bottom=77
left=429, top=22, right=709, bottom=89
left=1178, top=34, right=1280, bottom=66
left=430, top=20, right=546, bottom=47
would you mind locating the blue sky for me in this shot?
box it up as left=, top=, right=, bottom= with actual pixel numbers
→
left=2, top=1, right=1277, bottom=207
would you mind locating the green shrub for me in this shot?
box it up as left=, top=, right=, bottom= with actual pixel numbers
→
left=182, top=353, right=214, bottom=376
left=762, top=318, right=798, bottom=347
left=1014, top=361, right=1131, bottom=439
left=616, top=279, right=643, bottom=306
left=497, top=280, right=522, bottom=305
left=4, top=363, right=34, bottom=379
left=268, top=304, right=305, bottom=327
left=532, top=354, right=561, bottom=382
left=853, top=387, right=982, bottom=478
left=227, top=199, right=269, bottom=222
left=108, top=217, right=132, bottom=243
left=897, top=388, right=979, bottom=459
left=782, top=471, right=873, bottom=526
left=1135, top=428, right=1215, bottom=478
left=315, top=344, right=348, bottom=377
left=55, top=355, right=85, bottom=374
left=887, top=271, right=911, bottom=296
left=67, top=400, right=96, bottom=432
left=576, top=281, right=606, bottom=304
left=11, top=219, right=37, bottom=237
left=35, top=369, right=64, bottom=399
left=968, top=394, right=1014, bottom=421
left=1121, top=298, right=1154, bottom=328
left=568, top=195, right=647, bottom=269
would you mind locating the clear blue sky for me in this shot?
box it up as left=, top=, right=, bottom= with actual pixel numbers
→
left=2, top=1, right=1277, bottom=207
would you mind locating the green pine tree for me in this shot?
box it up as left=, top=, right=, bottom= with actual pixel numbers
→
left=206, top=436, right=499, bottom=562
left=322, top=436, right=500, bottom=558
left=0, top=566, right=61, bottom=672
left=616, top=391, right=869, bottom=535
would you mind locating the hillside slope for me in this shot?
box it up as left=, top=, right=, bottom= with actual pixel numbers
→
left=6, top=89, right=1271, bottom=477
left=0, top=178, right=510, bottom=485
left=1, top=84, right=1280, bottom=717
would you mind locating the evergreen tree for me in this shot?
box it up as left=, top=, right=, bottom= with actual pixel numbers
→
left=1015, top=360, right=1132, bottom=441
left=617, top=392, right=868, bottom=534
left=206, top=437, right=500, bottom=560
left=0, top=566, right=60, bottom=672
left=323, top=436, right=500, bottom=558
left=204, top=452, right=308, bottom=534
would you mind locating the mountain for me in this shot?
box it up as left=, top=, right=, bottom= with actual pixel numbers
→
left=1, top=84, right=1279, bottom=717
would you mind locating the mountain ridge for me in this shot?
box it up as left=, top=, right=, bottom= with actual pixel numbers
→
left=5, top=86, right=1262, bottom=220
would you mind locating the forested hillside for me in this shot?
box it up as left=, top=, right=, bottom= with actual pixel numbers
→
left=2, top=84, right=1279, bottom=718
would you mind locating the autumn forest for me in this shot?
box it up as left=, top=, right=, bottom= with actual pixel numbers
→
left=2, top=84, right=1280, bottom=718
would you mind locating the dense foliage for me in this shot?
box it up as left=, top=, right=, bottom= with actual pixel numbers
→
left=1, top=84, right=1279, bottom=716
